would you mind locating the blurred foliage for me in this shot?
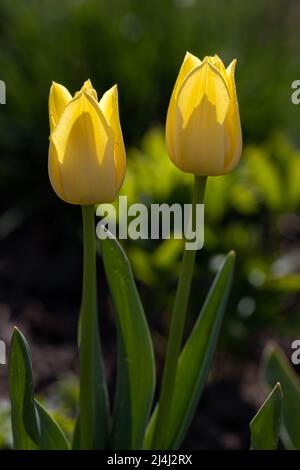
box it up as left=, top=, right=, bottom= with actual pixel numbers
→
left=0, top=400, right=11, bottom=448
left=109, top=128, right=300, bottom=354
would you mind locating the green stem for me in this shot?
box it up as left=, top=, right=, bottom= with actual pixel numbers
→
left=151, top=175, right=207, bottom=449
left=79, top=205, right=108, bottom=449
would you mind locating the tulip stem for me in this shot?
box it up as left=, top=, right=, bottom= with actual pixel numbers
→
left=79, top=205, right=108, bottom=449
left=151, top=175, right=207, bottom=449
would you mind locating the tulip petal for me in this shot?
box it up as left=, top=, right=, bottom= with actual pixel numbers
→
left=50, top=91, right=116, bottom=204
left=49, top=82, right=72, bottom=131
left=99, top=85, right=126, bottom=191
left=48, top=138, right=66, bottom=201
left=174, top=61, right=230, bottom=175
left=206, top=55, right=227, bottom=77
left=224, top=59, right=242, bottom=172
left=77, top=79, right=98, bottom=102
left=166, top=52, right=201, bottom=163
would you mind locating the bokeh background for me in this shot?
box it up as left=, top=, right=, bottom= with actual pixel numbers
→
left=1, top=0, right=300, bottom=449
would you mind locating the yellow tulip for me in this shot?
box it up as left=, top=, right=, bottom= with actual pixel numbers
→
left=48, top=79, right=126, bottom=205
left=166, top=53, right=242, bottom=176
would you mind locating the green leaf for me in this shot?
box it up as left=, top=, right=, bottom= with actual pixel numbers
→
left=34, top=401, right=69, bottom=450
left=145, top=251, right=235, bottom=449
left=9, top=327, right=69, bottom=450
left=101, top=235, right=156, bottom=450
left=264, top=274, right=300, bottom=292
left=250, top=383, right=282, bottom=450
left=261, top=343, right=300, bottom=450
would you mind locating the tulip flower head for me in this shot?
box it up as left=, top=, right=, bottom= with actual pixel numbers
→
left=48, top=80, right=126, bottom=204
left=166, top=53, right=242, bottom=176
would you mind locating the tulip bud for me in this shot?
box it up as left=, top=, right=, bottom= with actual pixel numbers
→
left=48, top=80, right=126, bottom=205
left=166, top=53, right=242, bottom=176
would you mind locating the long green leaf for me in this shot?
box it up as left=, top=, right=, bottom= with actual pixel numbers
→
left=250, top=382, right=282, bottom=450
left=101, top=235, right=155, bottom=450
left=9, top=327, right=69, bottom=450
left=145, top=251, right=235, bottom=449
left=9, top=328, right=37, bottom=450
left=261, top=343, right=300, bottom=450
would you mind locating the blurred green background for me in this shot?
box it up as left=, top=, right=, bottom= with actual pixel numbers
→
left=0, top=0, right=300, bottom=449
